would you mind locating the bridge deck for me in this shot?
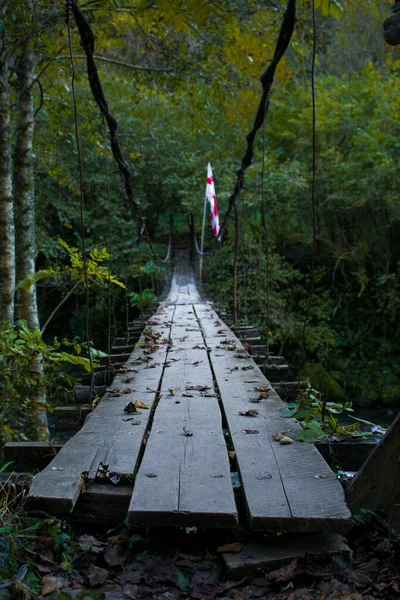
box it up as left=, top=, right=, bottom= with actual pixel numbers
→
left=27, top=252, right=351, bottom=532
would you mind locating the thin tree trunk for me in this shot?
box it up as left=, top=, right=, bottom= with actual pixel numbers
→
left=233, top=204, right=239, bottom=325
left=0, top=2, right=15, bottom=325
left=14, top=39, right=49, bottom=440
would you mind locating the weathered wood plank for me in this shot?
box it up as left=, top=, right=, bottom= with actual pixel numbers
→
left=129, top=302, right=238, bottom=529
left=26, top=305, right=175, bottom=515
left=73, top=385, right=107, bottom=404
left=346, top=412, right=400, bottom=532
left=196, top=304, right=351, bottom=532
left=4, top=442, right=63, bottom=472
left=222, top=535, right=351, bottom=576
left=54, top=406, right=92, bottom=430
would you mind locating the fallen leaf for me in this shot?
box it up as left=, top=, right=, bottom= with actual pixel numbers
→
left=104, top=544, right=125, bottom=567
left=187, top=385, right=212, bottom=391
left=182, top=393, right=193, bottom=397
left=183, top=425, right=193, bottom=436
left=239, top=409, right=259, bottom=416
left=280, top=436, right=294, bottom=445
left=347, top=571, right=374, bottom=588
left=255, top=386, right=272, bottom=392
left=217, top=542, right=243, bottom=553
left=134, top=401, right=149, bottom=409
left=375, top=538, right=392, bottom=553
left=266, top=559, right=298, bottom=582
left=124, top=402, right=139, bottom=413
left=273, top=431, right=294, bottom=444
left=41, top=577, right=60, bottom=596
left=169, top=387, right=176, bottom=396
left=228, top=451, right=236, bottom=459
left=87, top=565, right=108, bottom=587
left=145, top=473, right=157, bottom=478
left=78, top=534, right=107, bottom=553
left=191, top=582, right=221, bottom=599
left=244, top=429, right=259, bottom=434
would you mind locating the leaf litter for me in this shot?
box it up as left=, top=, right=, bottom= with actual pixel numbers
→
left=2, top=438, right=399, bottom=600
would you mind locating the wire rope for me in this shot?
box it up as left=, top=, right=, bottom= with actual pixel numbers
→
left=260, top=95, right=271, bottom=357
left=104, top=120, right=113, bottom=375
left=301, top=0, right=317, bottom=358
left=70, top=0, right=170, bottom=265
left=66, top=0, right=93, bottom=374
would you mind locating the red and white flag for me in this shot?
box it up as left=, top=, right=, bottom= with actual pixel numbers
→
left=205, top=162, right=220, bottom=236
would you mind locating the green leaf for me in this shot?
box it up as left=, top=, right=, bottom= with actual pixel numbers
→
left=315, top=0, right=343, bottom=18
left=279, top=407, right=298, bottom=418
left=296, top=420, right=325, bottom=443
left=348, top=415, right=377, bottom=427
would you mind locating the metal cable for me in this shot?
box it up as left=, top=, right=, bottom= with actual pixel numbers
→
left=104, top=120, right=113, bottom=374
left=70, top=0, right=170, bottom=265
left=66, top=0, right=93, bottom=374
left=301, top=0, right=317, bottom=357
left=218, top=0, right=296, bottom=241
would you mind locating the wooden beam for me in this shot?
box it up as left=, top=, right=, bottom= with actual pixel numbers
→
left=129, top=303, right=238, bottom=529
left=4, top=442, right=63, bottom=471
left=346, top=412, right=400, bottom=532
left=196, top=304, right=351, bottom=533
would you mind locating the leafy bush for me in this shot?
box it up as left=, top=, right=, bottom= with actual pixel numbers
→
left=0, top=321, right=92, bottom=446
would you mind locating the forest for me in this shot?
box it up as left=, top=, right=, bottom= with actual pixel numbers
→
left=1, top=0, right=400, bottom=446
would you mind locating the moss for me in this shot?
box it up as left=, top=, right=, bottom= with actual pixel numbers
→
left=299, top=362, right=345, bottom=402
left=380, top=385, right=400, bottom=407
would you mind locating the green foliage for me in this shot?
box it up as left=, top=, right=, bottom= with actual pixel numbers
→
left=279, top=387, right=373, bottom=443
left=0, top=321, right=93, bottom=444
left=299, top=363, right=345, bottom=402
left=128, top=289, right=157, bottom=309
left=315, top=0, right=343, bottom=18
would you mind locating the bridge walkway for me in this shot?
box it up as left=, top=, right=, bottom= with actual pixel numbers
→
left=27, top=251, right=351, bottom=531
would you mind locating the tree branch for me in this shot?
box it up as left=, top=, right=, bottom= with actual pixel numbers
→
left=55, top=55, right=176, bottom=73
left=40, top=281, right=81, bottom=335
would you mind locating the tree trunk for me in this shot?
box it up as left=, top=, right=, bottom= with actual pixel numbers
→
left=14, top=39, right=49, bottom=440
left=0, top=2, right=15, bottom=325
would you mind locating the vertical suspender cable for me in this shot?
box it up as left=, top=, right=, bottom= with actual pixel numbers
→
left=302, top=0, right=317, bottom=356
left=261, top=100, right=270, bottom=358
left=66, top=0, right=93, bottom=374
left=233, top=204, right=239, bottom=325
left=104, top=120, right=113, bottom=373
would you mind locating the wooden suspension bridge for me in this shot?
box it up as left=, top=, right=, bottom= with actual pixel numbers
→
left=25, top=250, right=352, bottom=531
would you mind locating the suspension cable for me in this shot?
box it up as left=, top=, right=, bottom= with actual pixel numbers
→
left=218, top=0, right=296, bottom=241
left=301, top=0, right=317, bottom=356
left=70, top=0, right=170, bottom=265
left=104, top=120, right=113, bottom=373
left=261, top=94, right=271, bottom=357
left=66, top=0, right=93, bottom=373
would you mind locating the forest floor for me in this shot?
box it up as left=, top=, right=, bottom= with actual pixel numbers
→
left=1, top=503, right=399, bottom=600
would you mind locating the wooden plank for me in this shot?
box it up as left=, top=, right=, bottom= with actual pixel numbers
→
left=196, top=304, right=351, bottom=532
left=129, top=302, right=238, bottom=529
left=26, top=305, right=175, bottom=515
left=73, top=484, right=132, bottom=524
left=73, top=385, right=107, bottom=404
left=346, top=412, right=400, bottom=532
left=4, top=442, right=63, bottom=472
left=222, top=535, right=351, bottom=576
left=315, top=439, right=377, bottom=471
left=54, top=406, right=92, bottom=430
